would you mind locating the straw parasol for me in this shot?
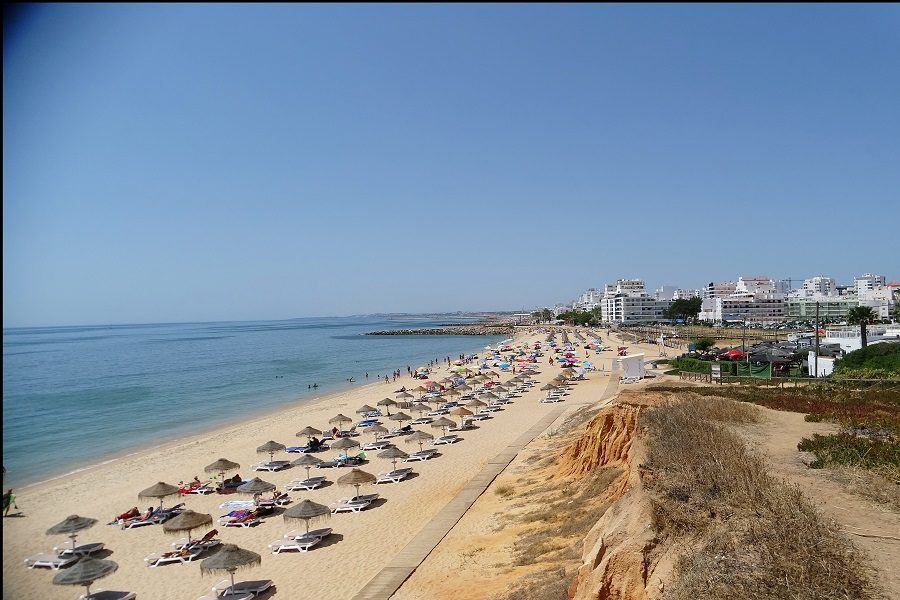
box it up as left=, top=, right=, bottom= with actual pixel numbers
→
left=395, top=391, right=414, bottom=400
left=138, top=482, right=180, bottom=508
left=336, top=468, right=376, bottom=499
left=540, top=383, right=558, bottom=391
left=367, top=424, right=388, bottom=440
left=410, top=402, right=430, bottom=416
left=405, top=430, right=434, bottom=452
left=356, top=404, right=377, bottom=415
left=479, top=391, right=499, bottom=401
left=466, top=398, right=487, bottom=410
left=431, top=417, right=456, bottom=435
left=256, top=441, right=286, bottom=463
left=444, top=388, right=461, bottom=398
left=412, top=385, right=428, bottom=397
left=291, top=454, right=323, bottom=480
left=204, top=458, right=240, bottom=484
left=200, top=544, right=261, bottom=595
left=377, top=446, right=409, bottom=469
left=331, top=437, right=360, bottom=451
left=296, top=426, right=322, bottom=441
left=162, top=509, right=213, bottom=542
left=456, top=384, right=472, bottom=392
left=52, top=556, right=118, bottom=599
left=377, top=398, right=396, bottom=415
left=389, top=412, right=412, bottom=427
left=236, top=477, right=276, bottom=496
left=329, top=414, right=352, bottom=429
left=283, top=500, right=331, bottom=535
left=451, top=407, right=472, bottom=418
left=47, top=515, right=97, bottom=554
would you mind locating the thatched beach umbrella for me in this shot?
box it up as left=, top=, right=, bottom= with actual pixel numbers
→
left=377, top=446, right=409, bottom=470
left=296, top=426, right=322, bottom=441
left=283, top=500, right=331, bottom=536
left=377, top=398, right=396, bottom=415
left=204, top=458, right=241, bottom=484
left=389, top=412, right=412, bottom=427
left=367, top=424, right=388, bottom=440
left=395, top=391, right=414, bottom=400
left=291, top=454, right=323, bottom=480
left=329, top=414, right=352, bottom=430
left=336, top=468, right=376, bottom=499
left=431, top=417, right=456, bottom=436
left=200, top=544, right=261, bottom=596
left=479, top=391, right=499, bottom=401
left=451, top=407, right=472, bottom=418
left=456, top=384, right=472, bottom=392
left=410, top=402, right=430, bottom=416
left=236, top=477, right=276, bottom=497
left=47, top=515, right=97, bottom=554
left=412, top=385, right=428, bottom=398
left=540, top=383, right=558, bottom=391
left=52, top=556, right=118, bottom=599
left=162, top=509, right=213, bottom=542
left=331, top=437, right=360, bottom=451
left=466, top=398, right=487, bottom=410
left=356, top=404, right=377, bottom=415
left=444, top=388, right=461, bottom=398
left=138, top=482, right=180, bottom=509
left=405, top=430, right=434, bottom=452
left=256, top=441, right=286, bottom=463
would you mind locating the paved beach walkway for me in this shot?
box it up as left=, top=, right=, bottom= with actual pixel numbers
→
left=351, top=370, right=621, bottom=600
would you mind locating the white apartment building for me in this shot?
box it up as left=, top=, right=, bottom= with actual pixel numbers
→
left=654, top=285, right=678, bottom=301
left=803, top=276, right=837, bottom=297
left=855, top=273, right=886, bottom=296
left=703, top=281, right=737, bottom=299
left=699, top=293, right=785, bottom=324
left=735, top=275, right=784, bottom=295
left=574, top=287, right=603, bottom=310
left=602, top=279, right=673, bottom=324
left=673, top=288, right=702, bottom=300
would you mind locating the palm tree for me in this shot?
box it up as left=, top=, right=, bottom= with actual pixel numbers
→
left=846, top=306, right=878, bottom=348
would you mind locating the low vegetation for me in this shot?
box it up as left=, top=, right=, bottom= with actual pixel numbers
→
left=642, top=395, right=879, bottom=600
left=833, top=341, right=900, bottom=379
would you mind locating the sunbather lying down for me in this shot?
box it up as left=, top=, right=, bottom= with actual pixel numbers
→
left=111, top=507, right=153, bottom=525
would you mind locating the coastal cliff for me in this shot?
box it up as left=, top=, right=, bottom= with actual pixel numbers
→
left=558, top=398, right=675, bottom=600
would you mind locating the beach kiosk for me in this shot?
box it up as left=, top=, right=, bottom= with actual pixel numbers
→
left=617, top=353, right=646, bottom=380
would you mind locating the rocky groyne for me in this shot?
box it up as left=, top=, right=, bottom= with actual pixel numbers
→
left=366, top=324, right=515, bottom=336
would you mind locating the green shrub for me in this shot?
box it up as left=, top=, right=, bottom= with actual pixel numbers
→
left=834, top=342, right=900, bottom=374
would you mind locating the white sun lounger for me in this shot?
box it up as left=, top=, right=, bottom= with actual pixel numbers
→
left=331, top=493, right=379, bottom=514
left=222, top=518, right=261, bottom=528
left=404, top=449, right=438, bottom=462
left=212, top=578, right=274, bottom=597
left=410, top=417, right=433, bottom=425
left=24, top=552, right=78, bottom=570
left=172, top=538, right=221, bottom=551
left=285, top=476, right=326, bottom=491
left=469, top=413, right=491, bottom=421
left=268, top=536, right=322, bottom=554
left=360, top=440, right=391, bottom=451
left=375, top=468, right=413, bottom=484
left=256, top=493, right=292, bottom=508
left=183, top=483, right=215, bottom=495
left=283, top=527, right=332, bottom=541
left=433, top=435, right=460, bottom=445
left=79, top=591, right=136, bottom=600
left=198, top=595, right=253, bottom=600
left=250, top=460, right=291, bottom=472
left=54, top=542, right=105, bottom=557
left=144, top=545, right=205, bottom=567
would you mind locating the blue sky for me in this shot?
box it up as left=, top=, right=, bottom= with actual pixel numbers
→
left=4, top=4, right=899, bottom=327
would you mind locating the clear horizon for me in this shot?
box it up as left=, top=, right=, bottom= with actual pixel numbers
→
left=5, top=5, right=899, bottom=328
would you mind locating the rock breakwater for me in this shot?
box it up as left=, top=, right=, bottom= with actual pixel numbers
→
left=366, top=324, right=515, bottom=336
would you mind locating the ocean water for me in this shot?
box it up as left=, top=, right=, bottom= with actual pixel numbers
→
left=2, top=316, right=507, bottom=487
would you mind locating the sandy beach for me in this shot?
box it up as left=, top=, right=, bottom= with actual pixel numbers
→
left=2, top=327, right=668, bottom=600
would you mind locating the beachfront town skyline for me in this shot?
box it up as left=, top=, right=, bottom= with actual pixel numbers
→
left=555, top=272, right=899, bottom=325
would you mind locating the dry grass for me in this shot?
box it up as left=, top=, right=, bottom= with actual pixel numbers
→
left=494, top=484, right=515, bottom=498
left=642, top=396, right=881, bottom=600
left=493, top=567, right=571, bottom=600
left=826, top=465, right=900, bottom=513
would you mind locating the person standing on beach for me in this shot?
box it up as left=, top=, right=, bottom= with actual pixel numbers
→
left=3, top=489, right=17, bottom=516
